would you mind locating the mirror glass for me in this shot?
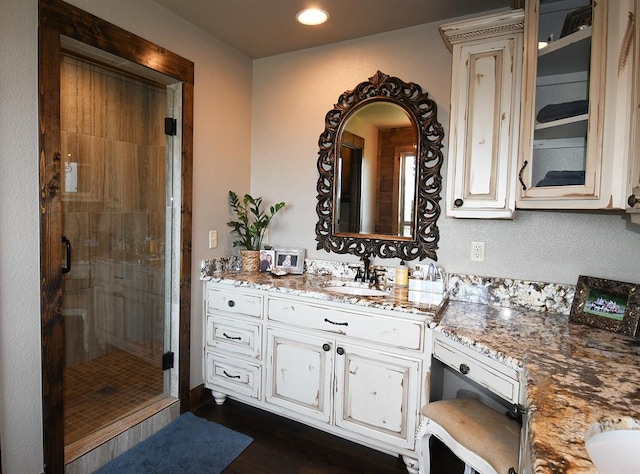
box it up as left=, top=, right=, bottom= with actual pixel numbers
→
left=336, top=102, right=417, bottom=238
left=316, top=71, right=445, bottom=261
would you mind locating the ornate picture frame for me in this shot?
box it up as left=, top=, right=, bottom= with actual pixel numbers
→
left=569, top=275, right=640, bottom=338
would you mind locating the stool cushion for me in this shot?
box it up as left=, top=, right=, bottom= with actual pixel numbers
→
left=421, top=398, right=520, bottom=473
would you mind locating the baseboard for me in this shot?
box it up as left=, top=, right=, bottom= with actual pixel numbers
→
left=189, top=383, right=213, bottom=410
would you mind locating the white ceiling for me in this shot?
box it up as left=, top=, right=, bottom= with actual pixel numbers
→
left=152, top=0, right=513, bottom=59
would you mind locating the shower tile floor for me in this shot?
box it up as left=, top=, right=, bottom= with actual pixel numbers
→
left=64, top=347, right=164, bottom=445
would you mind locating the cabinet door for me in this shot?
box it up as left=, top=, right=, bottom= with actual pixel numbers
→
left=334, top=343, right=421, bottom=449
left=442, top=11, right=524, bottom=219
left=519, top=0, right=602, bottom=202
left=265, top=328, right=333, bottom=423
left=518, top=0, right=614, bottom=207
left=628, top=0, right=640, bottom=222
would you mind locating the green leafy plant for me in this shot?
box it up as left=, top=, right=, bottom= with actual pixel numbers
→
left=227, top=191, right=285, bottom=250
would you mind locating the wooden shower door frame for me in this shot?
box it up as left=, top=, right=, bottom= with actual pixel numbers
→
left=38, top=1, right=194, bottom=472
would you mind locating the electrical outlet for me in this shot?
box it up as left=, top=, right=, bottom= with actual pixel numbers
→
left=208, top=230, right=218, bottom=249
left=470, top=241, right=485, bottom=262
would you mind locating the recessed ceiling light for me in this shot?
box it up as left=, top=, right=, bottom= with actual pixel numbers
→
left=296, top=8, right=329, bottom=26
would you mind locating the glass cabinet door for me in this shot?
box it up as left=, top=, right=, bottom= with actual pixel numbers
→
left=518, top=0, right=606, bottom=204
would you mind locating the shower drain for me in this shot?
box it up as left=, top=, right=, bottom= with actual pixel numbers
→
left=98, top=385, right=116, bottom=395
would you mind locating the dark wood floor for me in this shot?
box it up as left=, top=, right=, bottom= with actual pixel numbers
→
left=193, top=398, right=464, bottom=474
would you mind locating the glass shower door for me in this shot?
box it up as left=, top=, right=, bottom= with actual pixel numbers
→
left=60, top=53, right=172, bottom=445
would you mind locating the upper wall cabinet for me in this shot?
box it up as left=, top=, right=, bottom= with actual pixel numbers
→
left=441, top=11, right=524, bottom=219
left=517, top=0, right=637, bottom=210
left=628, top=0, right=640, bottom=223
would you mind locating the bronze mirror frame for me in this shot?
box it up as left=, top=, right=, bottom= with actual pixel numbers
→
left=315, top=71, right=444, bottom=261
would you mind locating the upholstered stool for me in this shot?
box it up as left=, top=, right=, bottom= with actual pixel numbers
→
left=416, top=398, right=520, bottom=474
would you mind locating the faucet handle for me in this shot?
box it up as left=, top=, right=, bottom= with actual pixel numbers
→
left=354, top=266, right=364, bottom=282
left=370, top=267, right=383, bottom=285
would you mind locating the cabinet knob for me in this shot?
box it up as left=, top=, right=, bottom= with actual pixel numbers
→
left=336, top=347, right=345, bottom=356
left=453, top=198, right=464, bottom=208
left=322, top=343, right=331, bottom=352
left=459, top=363, right=470, bottom=375
left=628, top=194, right=639, bottom=208
left=227, top=300, right=235, bottom=308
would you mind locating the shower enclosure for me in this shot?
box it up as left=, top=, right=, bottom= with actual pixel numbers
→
left=59, top=53, right=174, bottom=446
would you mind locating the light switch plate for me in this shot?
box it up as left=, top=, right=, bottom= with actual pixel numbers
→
left=208, top=230, right=218, bottom=249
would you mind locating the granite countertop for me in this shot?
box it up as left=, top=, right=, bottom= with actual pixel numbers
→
left=201, top=268, right=640, bottom=473
left=434, top=301, right=640, bottom=473
left=201, top=270, right=442, bottom=319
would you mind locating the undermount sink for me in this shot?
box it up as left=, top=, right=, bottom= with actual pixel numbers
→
left=585, top=417, right=640, bottom=473
left=324, top=286, right=389, bottom=297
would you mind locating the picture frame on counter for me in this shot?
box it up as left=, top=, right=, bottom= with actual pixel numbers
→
left=259, top=249, right=275, bottom=273
left=570, top=275, right=640, bottom=338
left=273, top=247, right=305, bottom=274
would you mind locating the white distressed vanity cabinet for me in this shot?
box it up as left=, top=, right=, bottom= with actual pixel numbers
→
left=203, top=281, right=431, bottom=472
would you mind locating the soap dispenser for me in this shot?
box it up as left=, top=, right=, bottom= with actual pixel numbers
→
left=395, top=260, right=408, bottom=286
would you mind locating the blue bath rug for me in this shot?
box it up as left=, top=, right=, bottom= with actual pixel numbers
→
left=94, top=412, right=252, bottom=473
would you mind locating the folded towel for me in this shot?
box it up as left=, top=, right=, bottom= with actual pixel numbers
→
left=536, top=100, right=589, bottom=123
left=536, top=170, right=585, bottom=187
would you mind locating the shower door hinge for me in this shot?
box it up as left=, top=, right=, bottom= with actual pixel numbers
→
left=164, top=117, right=177, bottom=136
left=162, top=351, right=175, bottom=370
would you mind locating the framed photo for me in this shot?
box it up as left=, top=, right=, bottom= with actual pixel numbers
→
left=569, top=275, right=640, bottom=338
left=259, top=249, right=275, bottom=273
left=560, top=5, right=592, bottom=38
left=274, top=247, right=305, bottom=274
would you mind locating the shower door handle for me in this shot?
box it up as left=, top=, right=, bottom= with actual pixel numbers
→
left=62, top=236, right=72, bottom=274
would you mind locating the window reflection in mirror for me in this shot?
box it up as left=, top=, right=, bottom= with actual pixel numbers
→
left=335, top=101, right=417, bottom=239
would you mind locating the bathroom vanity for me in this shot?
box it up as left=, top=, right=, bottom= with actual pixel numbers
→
left=201, top=268, right=640, bottom=473
left=203, top=276, right=433, bottom=472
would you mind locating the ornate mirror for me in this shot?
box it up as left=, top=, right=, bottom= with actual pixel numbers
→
left=315, top=71, right=444, bottom=260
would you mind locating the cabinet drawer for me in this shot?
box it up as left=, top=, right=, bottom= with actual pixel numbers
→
left=267, top=297, right=423, bottom=351
left=433, top=335, right=519, bottom=404
left=206, top=316, right=261, bottom=359
left=205, top=351, right=261, bottom=400
left=206, top=286, right=262, bottom=318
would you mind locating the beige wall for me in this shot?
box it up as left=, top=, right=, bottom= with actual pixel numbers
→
left=251, top=21, right=640, bottom=285
left=0, top=0, right=252, bottom=471
left=0, top=2, right=42, bottom=472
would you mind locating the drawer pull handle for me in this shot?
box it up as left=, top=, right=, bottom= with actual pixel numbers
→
left=322, top=343, right=331, bottom=352
left=227, top=300, right=235, bottom=308
left=324, top=318, right=348, bottom=326
left=222, top=332, right=241, bottom=340
left=336, top=347, right=345, bottom=356
left=459, top=363, right=470, bottom=375
left=223, top=370, right=240, bottom=379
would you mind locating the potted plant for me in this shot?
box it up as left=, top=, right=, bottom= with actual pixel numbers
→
left=227, top=191, right=285, bottom=272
